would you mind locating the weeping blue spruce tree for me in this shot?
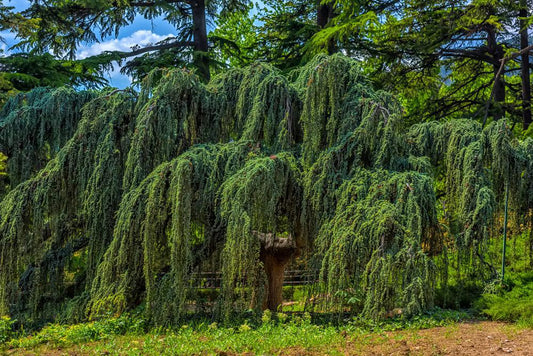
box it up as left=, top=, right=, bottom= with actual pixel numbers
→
left=0, top=54, right=531, bottom=327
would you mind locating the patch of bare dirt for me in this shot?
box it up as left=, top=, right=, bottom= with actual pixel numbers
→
left=283, top=321, right=533, bottom=355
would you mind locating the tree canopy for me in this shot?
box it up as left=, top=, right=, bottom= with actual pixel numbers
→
left=0, top=0, right=532, bottom=332
left=0, top=55, right=531, bottom=329
left=2, top=1, right=532, bottom=129
left=307, top=0, right=533, bottom=128
left=7, top=0, right=252, bottom=82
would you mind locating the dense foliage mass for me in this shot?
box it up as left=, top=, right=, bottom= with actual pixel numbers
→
left=0, top=87, right=95, bottom=192
left=0, top=55, right=532, bottom=329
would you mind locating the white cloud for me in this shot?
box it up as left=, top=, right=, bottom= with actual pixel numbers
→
left=1, top=29, right=175, bottom=88
left=76, top=30, right=175, bottom=88
left=77, top=30, right=174, bottom=59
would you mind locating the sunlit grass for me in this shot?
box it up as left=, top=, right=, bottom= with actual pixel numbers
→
left=0, top=308, right=478, bottom=355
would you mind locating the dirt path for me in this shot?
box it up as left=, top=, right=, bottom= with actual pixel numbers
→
left=286, top=321, right=533, bottom=355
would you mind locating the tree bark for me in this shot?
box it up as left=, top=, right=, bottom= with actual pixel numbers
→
left=317, top=1, right=332, bottom=28
left=486, top=26, right=506, bottom=120
left=191, top=0, right=210, bottom=82
left=316, top=1, right=336, bottom=54
left=255, top=232, right=298, bottom=311
left=262, top=253, right=291, bottom=310
left=520, top=1, right=531, bottom=130
left=530, top=212, right=533, bottom=269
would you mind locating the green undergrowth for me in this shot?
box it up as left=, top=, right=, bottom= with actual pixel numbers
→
left=475, top=272, right=533, bottom=328
left=0, top=308, right=476, bottom=353
left=346, top=307, right=473, bottom=332
left=2, top=314, right=146, bottom=349
left=0, top=316, right=14, bottom=344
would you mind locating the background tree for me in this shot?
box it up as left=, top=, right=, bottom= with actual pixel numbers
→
left=213, top=0, right=341, bottom=71
left=0, top=53, right=108, bottom=89
left=309, top=0, right=533, bottom=127
left=14, top=0, right=251, bottom=82
left=519, top=0, right=531, bottom=129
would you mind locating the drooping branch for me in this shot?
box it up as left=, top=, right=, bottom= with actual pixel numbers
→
left=439, top=47, right=499, bottom=66
left=1, top=54, right=532, bottom=328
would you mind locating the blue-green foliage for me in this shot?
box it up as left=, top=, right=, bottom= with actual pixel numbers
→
left=0, top=54, right=532, bottom=330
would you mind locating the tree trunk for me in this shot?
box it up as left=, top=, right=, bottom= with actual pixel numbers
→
left=530, top=212, right=533, bottom=269
left=520, top=1, right=531, bottom=130
left=316, top=1, right=336, bottom=54
left=262, top=252, right=292, bottom=310
left=191, top=0, right=210, bottom=82
left=255, top=232, right=298, bottom=311
left=317, top=1, right=332, bottom=28
left=488, top=27, right=505, bottom=120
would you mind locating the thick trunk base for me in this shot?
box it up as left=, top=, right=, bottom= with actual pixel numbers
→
left=254, top=231, right=298, bottom=311
left=262, top=252, right=292, bottom=311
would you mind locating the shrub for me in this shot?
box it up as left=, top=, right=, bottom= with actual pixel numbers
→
left=0, top=316, right=14, bottom=344
left=6, top=313, right=147, bottom=349
left=476, top=273, right=533, bottom=327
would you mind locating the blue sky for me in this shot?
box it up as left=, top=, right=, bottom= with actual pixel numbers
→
left=1, top=0, right=184, bottom=88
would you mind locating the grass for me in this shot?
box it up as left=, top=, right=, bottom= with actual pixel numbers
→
left=4, top=315, right=146, bottom=350
left=2, top=274, right=531, bottom=355
left=0, top=316, right=14, bottom=344
left=0, top=308, right=477, bottom=355
left=79, top=318, right=342, bottom=355
left=2, top=312, right=341, bottom=355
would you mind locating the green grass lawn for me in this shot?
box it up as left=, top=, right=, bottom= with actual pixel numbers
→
left=1, top=309, right=474, bottom=355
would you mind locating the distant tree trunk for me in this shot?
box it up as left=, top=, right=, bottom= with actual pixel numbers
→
left=530, top=212, right=533, bottom=268
left=191, top=0, right=210, bottom=82
left=520, top=1, right=531, bottom=130
left=317, top=1, right=336, bottom=54
left=317, top=1, right=333, bottom=28
left=488, top=27, right=505, bottom=120
left=256, top=232, right=298, bottom=311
